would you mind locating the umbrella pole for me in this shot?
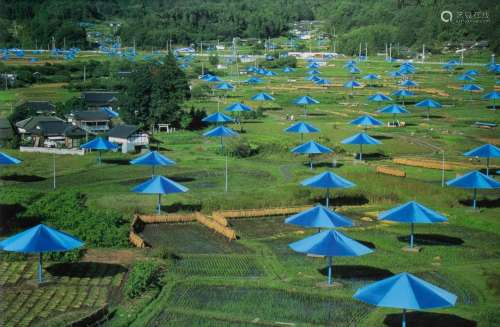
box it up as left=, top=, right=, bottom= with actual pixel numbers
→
left=427, top=107, right=430, bottom=120
left=486, top=157, right=490, bottom=176
left=327, top=256, right=332, bottom=285
left=359, top=144, right=363, bottom=161
left=225, top=153, right=228, bottom=193
left=473, top=188, right=477, bottom=209
left=301, top=133, right=304, bottom=142
left=220, top=136, right=223, bottom=154
left=310, top=155, right=313, bottom=170
left=152, top=165, right=155, bottom=177
left=157, top=194, right=161, bottom=215
left=98, top=151, right=101, bottom=165
left=410, top=223, right=414, bottom=248
left=38, top=253, right=43, bottom=283
left=402, top=309, right=406, bottom=327
left=326, top=189, right=330, bottom=208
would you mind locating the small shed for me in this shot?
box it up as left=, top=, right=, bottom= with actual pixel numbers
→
left=107, top=124, right=149, bottom=153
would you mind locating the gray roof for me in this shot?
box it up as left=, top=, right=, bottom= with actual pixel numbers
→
left=73, top=110, right=110, bottom=121
left=0, top=118, right=15, bottom=139
left=16, top=116, right=64, bottom=131
left=82, top=91, right=119, bottom=106
left=107, top=124, right=139, bottom=139
left=23, top=101, right=56, bottom=113
left=29, top=121, right=86, bottom=137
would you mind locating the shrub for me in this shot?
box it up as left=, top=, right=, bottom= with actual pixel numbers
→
left=124, top=261, right=163, bottom=299
left=227, top=138, right=259, bottom=158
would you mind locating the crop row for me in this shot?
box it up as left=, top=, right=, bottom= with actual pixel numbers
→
left=172, top=255, right=265, bottom=277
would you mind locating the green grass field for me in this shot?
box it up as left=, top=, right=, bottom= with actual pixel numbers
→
left=1, top=53, right=499, bottom=326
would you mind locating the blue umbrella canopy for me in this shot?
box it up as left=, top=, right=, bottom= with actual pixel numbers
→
left=415, top=99, right=442, bottom=120
left=215, top=82, right=235, bottom=91
left=342, top=133, right=381, bottom=160
left=289, top=229, right=373, bottom=285
left=199, top=73, right=214, bottom=80
left=0, top=151, right=21, bottom=165
left=400, top=79, right=418, bottom=88
left=130, top=151, right=175, bottom=176
left=465, top=69, right=479, bottom=76
left=464, top=143, right=500, bottom=174
left=0, top=224, right=83, bottom=283
left=225, top=102, right=253, bottom=112
left=399, top=66, right=415, bottom=75
left=306, top=75, right=322, bottom=82
left=203, top=125, right=238, bottom=138
left=245, top=76, right=263, bottom=84
left=349, top=66, right=361, bottom=74
left=283, top=66, right=295, bottom=73
left=342, top=132, right=381, bottom=145
left=307, top=69, right=321, bottom=75
left=132, top=175, right=188, bottom=214
left=377, top=104, right=409, bottom=115
left=353, top=272, right=457, bottom=314
left=291, top=141, right=332, bottom=154
left=251, top=92, right=275, bottom=101
left=202, top=112, right=234, bottom=124
left=350, top=115, right=383, bottom=127
left=293, top=95, right=320, bottom=105
left=285, top=205, right=353, bottom=228
left=315, top=78, right=332, bottom=86
left=80, top=137, right=118, bottom=151
left=344, top=80, right=361, bottom=89
left=285, top=121, right=320, bottom=141
left=264, top=70, right=278, bottom=76
left=301, top=171, right=355, bottom=207
left=446, top=171, right=500, bottom=208
left=368, top=93, right=392, bottom=102
left=462, top=84, right=482, bottom=92
left=308, top=62, right=320, bottom=69
left=379, top=201, right=447, bottom=248
left=483, top=91, right=500, bottom=100
left=363, top=74, right=380, bottom=80
left=457, top=74, right=475, bottom=82
left=392, top=89, right=415, bottom=97
left=206, top=75, right=223, bottom=83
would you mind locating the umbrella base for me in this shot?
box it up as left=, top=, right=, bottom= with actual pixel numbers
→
left=316, top=281, right=344, bottom=289
left=402, top=246, right=422, bottom=253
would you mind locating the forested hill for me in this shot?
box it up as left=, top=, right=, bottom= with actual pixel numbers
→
left=0, top=0, right=498, bottom=53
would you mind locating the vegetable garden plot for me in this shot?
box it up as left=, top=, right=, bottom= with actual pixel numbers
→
left=229, top=216, right=302, bottom=239
left=141, top=222, right=250, bottom=254
left=172, top=255, right=265, bottom=277
left=149, top=310, right=259, bottom=327
left=165, top=284, right=372, bottom=326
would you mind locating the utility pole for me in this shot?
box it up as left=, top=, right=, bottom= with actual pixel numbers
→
left=365, top=42, right=368, bottom=60
left=358, top=42, right=362, bottom=58
left=389, top=43, right=392, bottom=60
left=83, top=64, right=86, bottom=82
left=385, top=43, right=388, bottom=61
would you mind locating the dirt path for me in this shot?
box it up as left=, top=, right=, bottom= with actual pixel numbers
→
left=82, top=248, right=145, bottom=265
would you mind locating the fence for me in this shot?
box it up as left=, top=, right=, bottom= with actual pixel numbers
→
left=195, top=212, right=237, bottom=241
left=376, top=166, right=406, bottom=177
left=393, top=157, right=477, bottom=171
left=219, top=206, right=311, bottom=219
left=138, top=213, right=197, bottom=223
left=20, top=146, right=84, bottom=155
left=129, top=215, right=147, bottom=248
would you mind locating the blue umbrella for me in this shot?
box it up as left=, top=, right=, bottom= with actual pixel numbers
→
left=389, top=71, right=403, bottom=78
left=225, top=102, right=253, bottom=130
left=447, top=171, right=500, bottom=208
left=363, top=74, right=380, bottom=81
left=283, top=66, right=295, bottom=73
left=0, top=224, right=83, bottom=283
left=377, top=104, right=409, bottom=124
left=203, top=125, right=238, bottom=152
left=206, top=75, right=223, bottom=83
left=308, top=69, right=320, bottom=75
left=308, top=62, right=320, bottom=69
left=264, top=70, right=278, bottom=77
left=315, top=78, right=331, bottom=86
left=353, top=272, right=457, bottom=327
left=465, top=69, right=478, bottom=76
left=457, top=74, right=475, bottom=82
left=483, top=91, right=500, bottom=109
left=245, top=76, right=263, bottom=84
left=368, top=93, right=392, bottom=102
left=350, top=115, right=383, bottom=130
left=285, top=121, right=320, bottom=141
left=251, top=92, right=275, bottom=101
left=342, top=133, right=381, bottom=161
left=349, top=66, right=361, bottom=74
left=392, top=89, right=415, bottom=105
left=379, top=201, right=447, bottom=248
left=132, top=175, right=188, bottom=214
left=289, top=230, right=373, bottom=285
left=291, top=141, right=333, bottom=169
left=415, top=99, right=442, bottom=120
left=462, top=84, right=483, bottom=100
left=0, top=152, right=21, bottom=165
left=199, top=73, right=214, bottom=80
left=202, top=112, right=234, bottom=124
left=293, top=95, right=320, bottom=116
left=301, top=171, right=355, bottom=207
left=400, top=79, right=418, bottom=89
left=464, top=144, right=500, bottom=176
left=344, top=80, right=361, bottom=95
left=215, top=82, right=235, bottom=91
left=306, top=75, right=322, bottom=82
left=130, top=151, right=175, bottom=176
left=399, top=66, right=415, bottom=75
left=80, top=137, right=118, bottom=164
left=285, top=205, right=353, bottom=228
